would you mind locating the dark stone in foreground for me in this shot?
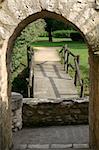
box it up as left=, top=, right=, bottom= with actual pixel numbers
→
left=22, top=97, right=89, bottom=127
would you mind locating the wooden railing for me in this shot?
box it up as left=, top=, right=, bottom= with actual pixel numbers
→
left=27, top=46, right=34, bottom=98
left=59, top=45, right=84, bottom=98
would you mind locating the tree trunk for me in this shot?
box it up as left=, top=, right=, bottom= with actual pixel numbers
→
left=48, top=28, right=52, bottom=42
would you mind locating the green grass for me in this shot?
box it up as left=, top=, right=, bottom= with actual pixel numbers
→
left=32, top=37, right=89, bottom=96
left=32, top=37, right=71, bottom=47
left=66, top=47, right=89, bottom=96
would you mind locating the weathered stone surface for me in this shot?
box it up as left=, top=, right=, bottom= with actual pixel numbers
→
left=0, top=39, right=12, bottom=150
left=11, top=92, right=23, bottom=132
left=89, top=51, right=99, bottom=150
left=0, top=0, right=98, bottom=50
left=23, top=97, right=89, bottom=127
left=11, top=92, right=23, bottom=110
left=0, top=0, right=99, bottom=149
left=95, top=0, right=99, bottom=10
left=0, top=0, right=4, bottom=3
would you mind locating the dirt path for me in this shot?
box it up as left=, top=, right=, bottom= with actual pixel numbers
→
left=34, top=47, right=61, bottom=62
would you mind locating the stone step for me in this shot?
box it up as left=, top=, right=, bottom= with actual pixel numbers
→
left=13, top=126, right=89, bottom=150
left=14, top=149, right=91, bottom=150
left=14, top=143, right=90, bottom=150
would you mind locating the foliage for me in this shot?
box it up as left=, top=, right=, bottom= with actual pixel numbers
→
left=32, top=37, right=86, bottom=48
left=70, top=32, right=84, bottom=41
left=52, top=30, right=76, bottom=38
left=44, top=18, right=73, bottom=32
left=12, top=19, right=46, bottom=89
left=44, top=18, right=74, bottom=42
left=40, top=31, right=48, bottom=37
left=12, top=68, right=29, bottom=97
left=32, top=38, right=68, bottom=47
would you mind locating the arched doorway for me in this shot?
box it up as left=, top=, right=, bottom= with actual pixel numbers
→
left=0, top=5, right=99, bottom=150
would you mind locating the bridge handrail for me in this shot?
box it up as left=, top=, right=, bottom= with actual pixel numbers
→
left=59, top=45, right=84, bottom=98
left=27, top=46, right=34, bottom=98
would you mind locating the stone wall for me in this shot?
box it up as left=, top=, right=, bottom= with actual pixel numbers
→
left=0, top=0, right=99, bottom=50
left=0, top=0, right=99, bottom=149
left=89, top=51, right=99, bottom=149
left=95, top=0, right=99, bottom=9
left=23, top=98, right=89, bottom=127
left=0, top=40, right=12, bottom=150
left=11, top=92, right=23, bottom=132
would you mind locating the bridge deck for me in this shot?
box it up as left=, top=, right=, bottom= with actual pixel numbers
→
left=34, top=47, right=78, bottom=99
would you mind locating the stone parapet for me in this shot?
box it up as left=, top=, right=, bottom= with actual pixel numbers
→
left=23, top=97, right=89, bottom=127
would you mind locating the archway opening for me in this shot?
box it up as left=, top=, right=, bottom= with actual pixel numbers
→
left=9, top=10, right=90, bottom=97
left=12, top=17, right=89, bottom=99
left=5, top=10, right=91, bottom=149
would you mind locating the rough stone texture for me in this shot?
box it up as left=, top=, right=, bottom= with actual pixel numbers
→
left=0, top=39, right=12, bottom=150
left=0, top=0, right=99, bottom=50
left=23, top=97, right=89, bottom=127
left=0, top=0, right=99, bottom=150
left=13, top=125, right=89, bottom=150
left=95, top=0, right=99, bottom=10
left=11, top=92, right=23, bottom=132
left=0, top=0, right=4, bottom=3
left=89, top=51, right=99, bottom=150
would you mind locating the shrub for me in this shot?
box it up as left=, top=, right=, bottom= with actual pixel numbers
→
left=12, top=19, right=46, bottom=79
left=70, top=32, right=84, bottom=41
left=52, top=30, right=84, bottom=41
left=12, top=19, right=46, bottom=96
left=39, top=31, right=48, bottom=37
left=52, top=30, right=78, bottom=38
left=52, top=30, right=71, bottom=38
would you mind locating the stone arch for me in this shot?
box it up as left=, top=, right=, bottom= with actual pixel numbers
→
left=0, top=1, right=99, bottom=150
left=7, top=10, right=90, bottom=59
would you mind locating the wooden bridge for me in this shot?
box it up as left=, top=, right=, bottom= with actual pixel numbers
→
left=27, top=46, right=84, bottom=99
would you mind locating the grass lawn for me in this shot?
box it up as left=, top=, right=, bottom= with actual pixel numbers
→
left=32, top=37, right=89, bottom=96
left=32, top=37, right=72, bottom=47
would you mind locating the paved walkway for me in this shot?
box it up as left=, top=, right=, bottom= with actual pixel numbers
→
left=13, top=47, right=90, bottom=150
left=13, top=125, right=90, bottom=150
left=34, top=47, right=78, bottom=99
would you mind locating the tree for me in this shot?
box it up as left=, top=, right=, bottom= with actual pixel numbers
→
left=12, top=19, right=46, bottom=96
left=12, top=19, right=46, bottom=81
left=44, top=18, right=53, bottom=42
left=44, top=17, right=73, bottom=42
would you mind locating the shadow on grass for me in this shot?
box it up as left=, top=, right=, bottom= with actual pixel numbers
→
left=32, top=40, right=87, bottom=49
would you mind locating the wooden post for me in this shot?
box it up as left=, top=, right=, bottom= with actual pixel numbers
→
left=28, top=85, right=31, bottom=98
left=31, top=49, right=34, bottom=98
left=80, top=79, right=84, bottom=98
left=63, top=46, right=65, bottom=71
left=28, top=48, right=35, bottom=98
left=27, top=46, right=30, bottom=70
left=64, top=45, right=67, bottom=71
left=74, top=55, right=80, bottom=86
left=27, top=46, right=31, bottom=98
left=66, top=51, right=69, bottom=73
left=31, top=75, right=34, bottom=98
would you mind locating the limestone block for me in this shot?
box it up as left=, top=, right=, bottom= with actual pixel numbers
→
left=95, top=0, right=99, bottom=10
left=0, top=0, right=4, bottom=3
left=11, top=92, right=23, bottom=132
left=23, top=97, right=89, bottom=127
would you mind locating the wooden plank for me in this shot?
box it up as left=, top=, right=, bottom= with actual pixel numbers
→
left=28, top=48, right=35, bottom=98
